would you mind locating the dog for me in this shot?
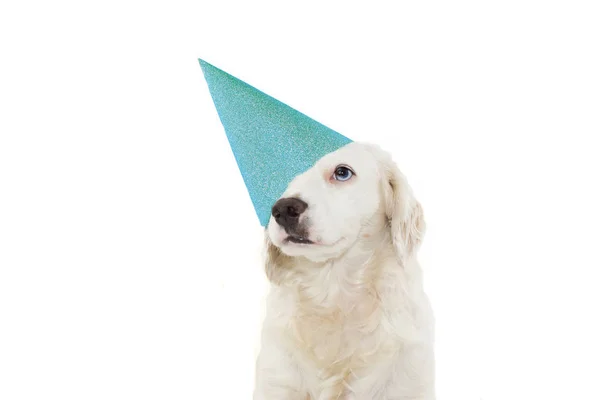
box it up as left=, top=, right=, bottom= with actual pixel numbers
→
left=253, top=142, right=435, bottom=400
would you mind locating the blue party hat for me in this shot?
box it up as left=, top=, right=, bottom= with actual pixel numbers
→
left=199, top=59, right=352, bottom=226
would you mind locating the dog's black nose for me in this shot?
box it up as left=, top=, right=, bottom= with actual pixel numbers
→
left=271, top=197, right=308, bottom=229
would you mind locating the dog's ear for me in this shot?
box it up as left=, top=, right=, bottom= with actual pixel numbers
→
left=263, top=230, right=294, bottom=285
left=381, top=154, right=426, bottom=262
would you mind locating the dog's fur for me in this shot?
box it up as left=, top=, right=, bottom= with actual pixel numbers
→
left=254, top=142, right=435, bottom=400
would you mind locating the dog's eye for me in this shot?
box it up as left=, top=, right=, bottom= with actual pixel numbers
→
left=333, top=166, right=354, bottom=182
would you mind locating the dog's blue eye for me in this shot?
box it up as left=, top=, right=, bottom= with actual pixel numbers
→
left=333, top=166, right=354, bottom=181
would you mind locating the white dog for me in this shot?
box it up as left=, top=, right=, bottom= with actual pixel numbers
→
left=254, top=142, right=435, bottom=400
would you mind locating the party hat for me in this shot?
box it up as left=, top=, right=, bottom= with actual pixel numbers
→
left=199, top=59, right=352, bottom=226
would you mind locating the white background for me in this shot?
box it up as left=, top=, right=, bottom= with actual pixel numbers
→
left=1, top=1, right=599, bottom=399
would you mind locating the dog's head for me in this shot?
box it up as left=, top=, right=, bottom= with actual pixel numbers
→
left=265, top=142, right=424, bottom=275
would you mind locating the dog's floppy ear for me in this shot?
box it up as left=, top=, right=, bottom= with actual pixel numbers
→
left=381, top=153, right=426, bottom=262
left=263, top=230, right=294, bottom=285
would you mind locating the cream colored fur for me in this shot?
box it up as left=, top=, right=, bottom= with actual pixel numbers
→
left=254, top=142, right=435, bottom=400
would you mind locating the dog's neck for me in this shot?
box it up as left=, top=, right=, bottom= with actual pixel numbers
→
left=289, top=212, right=396, bottom=302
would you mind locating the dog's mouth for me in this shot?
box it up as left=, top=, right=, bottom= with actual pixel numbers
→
left=284, top=235, right=314, bottom=245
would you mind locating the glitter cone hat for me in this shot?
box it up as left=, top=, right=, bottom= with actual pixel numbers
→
left=199, top=59, right=352, bottom=226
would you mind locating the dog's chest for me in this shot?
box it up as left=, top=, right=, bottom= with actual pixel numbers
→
left=292, top=294, right=380, bottom=361
left=281, top=283, right=397, bottom=398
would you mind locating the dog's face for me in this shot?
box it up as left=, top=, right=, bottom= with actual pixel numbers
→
left=266, top=142, right=424, bottom=264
